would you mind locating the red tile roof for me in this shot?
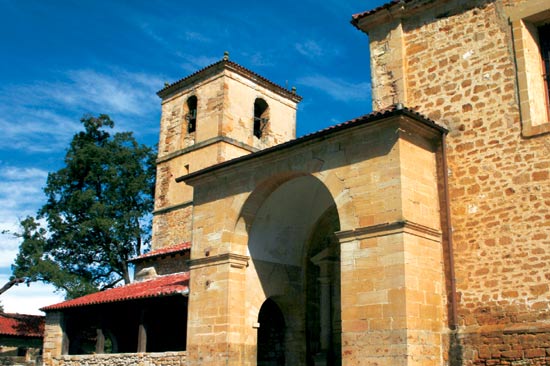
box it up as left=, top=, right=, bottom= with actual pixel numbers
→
left=157, top=57, right=302, bottom=103
left=41, top=272, right=190, bottom=311
left=128, top=242, right=191, bottom=263
left=0, top=313, right=44, bottom=338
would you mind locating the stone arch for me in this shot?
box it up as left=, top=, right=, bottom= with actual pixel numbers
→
left=234, top=170, right=356, bottom=240
left=237, top=173, right=344, bottom=365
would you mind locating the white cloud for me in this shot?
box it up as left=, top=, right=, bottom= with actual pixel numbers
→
left=242, top=51, right=275, bottom=67
left=0, top=273, right=64, bottom=315
left=297, top=74, right=371, bottom=102
left=0, top=165, right=48, bottom=267
left=46, top=69, right=161, bottom=116
left=295, top=40, right=325, bottom=58
left=183, top=31, right=212, bottom=43
left=0, top=68, right=162, bottom=153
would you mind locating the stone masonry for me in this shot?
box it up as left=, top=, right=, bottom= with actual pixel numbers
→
left=41, top=0, right=550, bottom=365
left=355, top=0, right=550, bottom=364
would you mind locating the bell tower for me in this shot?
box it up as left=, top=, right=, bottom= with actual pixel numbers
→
left=152, top=52, right=302, bottom=249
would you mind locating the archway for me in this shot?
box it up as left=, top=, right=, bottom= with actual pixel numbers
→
left=245, top=174, right=341, bottom=365
left=257, top=298, right=285, bottom=366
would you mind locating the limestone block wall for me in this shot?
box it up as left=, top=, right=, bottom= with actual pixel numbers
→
left=222, top=69, right=297, bottom=149
left=153, top=64, right=298, bottom=250
left=361, top=0, right=550, bottom=364
left=184, top=114, right=446, bottom=365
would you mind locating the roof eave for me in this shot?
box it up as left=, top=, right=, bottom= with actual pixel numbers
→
left=157, top=60, right=302, bottom=103
left=176, top=105, right=447, bottom=184
left=351, top=0, right=407, bottom=34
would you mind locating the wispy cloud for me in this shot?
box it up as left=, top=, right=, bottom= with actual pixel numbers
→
left=181, top=55, right=219, bottom=73
left=295, top=40, right=326, bottom=58
left=183, top=31, right=212, bottom=43
left=46, top=69, right=161, bottom=116
left=246, top=51, right=275, bottom=67
left=0, top=166, right=48, bottom=268
left=297, top=74, right=371, bottom=102
left=0, top=69, right=163, bottom=153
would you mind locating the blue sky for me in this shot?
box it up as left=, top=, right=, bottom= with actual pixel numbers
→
left=0, top=0, right=386, bottom=314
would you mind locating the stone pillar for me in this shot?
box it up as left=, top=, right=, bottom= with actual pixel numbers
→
left=337, top=221, right=444, bottom=366
left=186, top=253, right=249, bottom=366
left=42, top=311, right=65, bottom=366
left=311, top=247, right=335, bottom=361
left=317, top=276, right=331, bottom=351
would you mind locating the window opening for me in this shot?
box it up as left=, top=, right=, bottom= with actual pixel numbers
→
left=539, top=23, right=550, bottom=115
left=186, top=96, right=198, bottom=133
left=254, top=98, right=269, bottom=138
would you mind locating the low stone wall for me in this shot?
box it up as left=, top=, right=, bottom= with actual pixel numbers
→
left=52, top=351, right=186, bottom=366
left=456, top=324, right=550, bottom=366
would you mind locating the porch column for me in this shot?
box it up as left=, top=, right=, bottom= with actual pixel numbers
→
left=95, top=328, right=105, bottom=354
left=311, top=248, right=335, bottom=353
left=42, top=311, right=65, bottom=366
left=137, top=309, right=147, bottom=353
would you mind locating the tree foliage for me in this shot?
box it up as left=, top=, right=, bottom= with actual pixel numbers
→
left=11, top=114, right=156, bottom=299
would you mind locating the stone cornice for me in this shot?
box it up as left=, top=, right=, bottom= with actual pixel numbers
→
left=178, top=106, right=447, bottom=185
left=156, top=136, right=258, bottom=164
left=336, top=220, right=441, bottom=243
left=188, top=253, right=249, bottom=270
left=152, top=200, right=193, bottom=216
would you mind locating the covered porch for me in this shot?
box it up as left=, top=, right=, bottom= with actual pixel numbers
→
left=41, top=272, right=189, bottom=366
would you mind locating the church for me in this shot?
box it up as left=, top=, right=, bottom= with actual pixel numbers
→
left=41, top=0, right=550, bottom=365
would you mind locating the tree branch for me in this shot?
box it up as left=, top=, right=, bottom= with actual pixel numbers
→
left=0, top=278, right=25, bottom=296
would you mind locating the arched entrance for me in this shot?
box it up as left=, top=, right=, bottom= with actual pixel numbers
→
left=245, top=175, right=342, bottom=365
left=257, top=298, right=285, bottom=366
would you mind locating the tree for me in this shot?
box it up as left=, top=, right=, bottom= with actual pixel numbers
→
left=10, top=114, right=156, bottom=299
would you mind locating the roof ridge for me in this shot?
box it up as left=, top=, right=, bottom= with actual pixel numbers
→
left=157, top=57, right=302, bottom=102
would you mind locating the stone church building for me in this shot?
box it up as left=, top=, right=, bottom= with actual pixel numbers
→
left=41, top=0, right=550, bottom=365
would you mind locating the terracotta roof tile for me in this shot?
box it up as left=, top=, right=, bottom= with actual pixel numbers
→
left=41, top=272, right=190, bottom=311
left=129, top=242, right=191, bottom=263
left=157, top=58, right=302, bottom=103
left=0, top=313, right=44, bottom=338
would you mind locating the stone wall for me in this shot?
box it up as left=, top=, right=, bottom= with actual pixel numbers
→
left=152, top=62, right=299, bottom=250
left=43, top=312, right=64, bottom=366
left=458, top=324, right=550, bottom=365
left=52, top=351, right=186, bottom=366
left=360, top=0, right=550, bottom=364
left=399, top=0, right=550, bottom=328
left=184, top=113, right=447, bottom=365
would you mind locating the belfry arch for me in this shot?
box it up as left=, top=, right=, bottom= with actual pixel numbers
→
left=244, top=174, right=342, bottom=366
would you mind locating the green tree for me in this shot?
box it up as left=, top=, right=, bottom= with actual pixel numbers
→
left=10, top=114, right=156, bottom=299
